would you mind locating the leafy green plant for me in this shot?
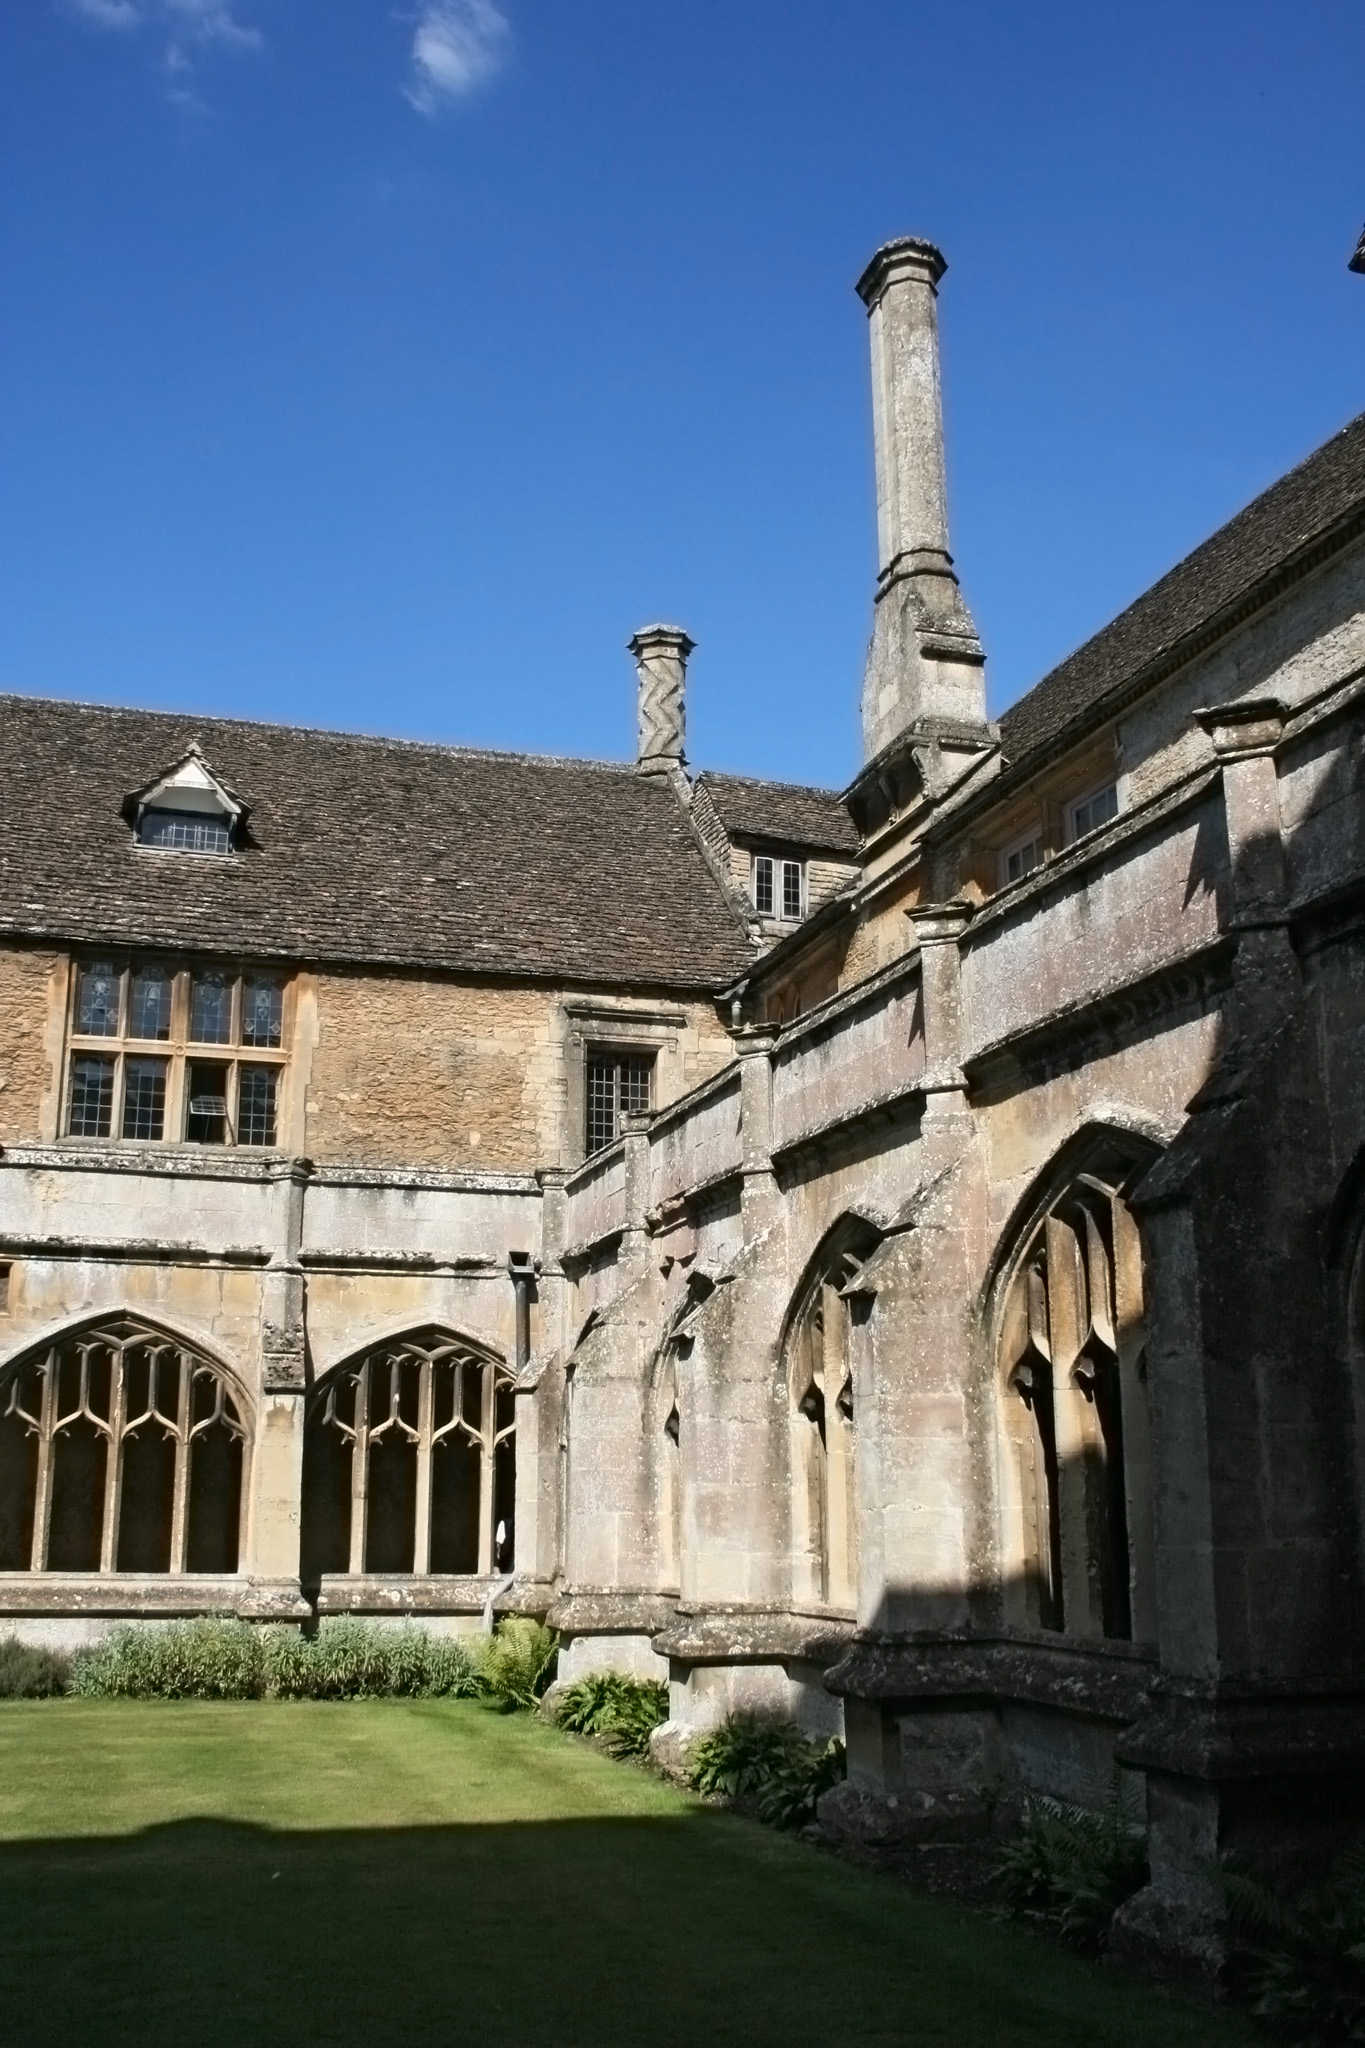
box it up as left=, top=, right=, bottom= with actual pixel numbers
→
left=687, top=1712, right=844, bottom=1827
left=0, top=1635, right=71, bottom=1698
left=994, top=1791, right=1147, bottom=1953
left=1223, top=1841, right=1365, bottom=2045
left=475, top=1618, right=558, bottom=1711
left=755, top=1736, right=846, bottom=1829
left=70, top=1616, right=484, bottom=1701
left=554, top=1673, right=669, bottom=1757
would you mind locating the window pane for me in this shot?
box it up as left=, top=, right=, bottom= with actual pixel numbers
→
left=68, top=1055, right=114, bottom=1137
left=241, top=977, right=283, bottom=1049
left=1073, top=783, right=1118, bottom=838
left=76, top=962, right=120, bottom=1037
left=122, top=1058, right=167, bottom=1141
left=186, top=1060, right=229, bottom=1145
left=139, top=808, right=231, bottom=855
left=1005, top=840, right=1040, bottom=884
left=189, top=971, right=233, bottom=1045
left=238, top=1065, right=278, bottom=1148
left=585, top=1058, right=616, bottom=1156
left=129, top=966, right=173, bottom=1041
left=620, top=1057, right=653, bottom=1117
left=781, top=861, right=803, bottom=920
left=753, top=857, right=774, bottom=916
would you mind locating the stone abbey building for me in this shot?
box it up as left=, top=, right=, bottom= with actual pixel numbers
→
left=4, top=234, right=1365, bottom=1968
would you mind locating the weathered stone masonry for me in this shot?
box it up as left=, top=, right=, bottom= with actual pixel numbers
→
left=2, top=234, right=1365, bottom=1974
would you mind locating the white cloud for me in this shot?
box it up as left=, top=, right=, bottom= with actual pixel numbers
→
left=406, top=0, right=510, bottom=115
left=69, top=0, right=143, bottom=26
left=64, top=0, right=262, bottom=104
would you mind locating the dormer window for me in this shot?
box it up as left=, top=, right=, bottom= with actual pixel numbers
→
left=753, top=854, right=804, bottom=921
left=130, top=746, right=242, bottom=857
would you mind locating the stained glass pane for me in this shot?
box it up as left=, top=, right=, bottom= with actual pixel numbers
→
left=189, top=972, right=233, bottom=1045
left=76, top=963, right=120, bottom=1037
left=129, top=967, right=173, bottom=1041
left=241, top=978, right=283, bottom=1049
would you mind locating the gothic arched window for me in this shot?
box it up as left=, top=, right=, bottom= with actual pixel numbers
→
left=302, top=1332, right=516, bottom=1580
left=0, top=1319, right=248, bottom=1574
left=787, top=1227, right=878, bottom=1613
left=997, top=1163, right=1155, bottom=1642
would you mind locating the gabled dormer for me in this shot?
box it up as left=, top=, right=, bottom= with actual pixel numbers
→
left=127, top=745, right=243, bottom=856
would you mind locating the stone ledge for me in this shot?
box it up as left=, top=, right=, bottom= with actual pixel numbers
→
left=0, top=1574, right=310, bottom=1620
left=655, top=1608, right=856, bottom=1667
left=547, top=1589, right=679, bottom=1636
left=315, top=1574, right=548, bottom=1618
left=1117, top=1683, right=1365, bottom=1781
left=824, top=1635, right=1154, bottom=1722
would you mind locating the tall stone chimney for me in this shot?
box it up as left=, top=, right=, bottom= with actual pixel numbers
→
left=856, top=237, right=986, bottom=762
left=630, top=624, right=694, bottom=774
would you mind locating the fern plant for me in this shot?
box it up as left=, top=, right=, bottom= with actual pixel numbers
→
left=688, top=1712, right=844, bottom=1826
left=476, top=1619, right=559, bottom=1711
left=554, top=1672, right=668, bottom=1756
left=1223, top=1842, right=1365, bottom=2045
left=994, top=1791, right=1147, bottom=1953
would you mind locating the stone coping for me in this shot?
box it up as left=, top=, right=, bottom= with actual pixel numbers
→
left=546, top=1589, right=679, bottom=1636
left=314, top=1574, right=550, bottom=1618
left=654, top=1608, right=856, bottom=1667
left=0, top=1574, right=310, bottom=1619
left=824, top=1632, right=1156, bottom=1722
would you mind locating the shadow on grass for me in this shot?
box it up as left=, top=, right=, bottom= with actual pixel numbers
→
left=0, top=1811, right=1252, bottom=2048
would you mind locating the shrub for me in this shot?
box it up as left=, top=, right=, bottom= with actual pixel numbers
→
left=71, top=1617, right=485, bottom=1702
left=688, top=1712, right=845, bottom=1826
left=1223, top=1841, right=1365, bottom=2046
left=994, top=1791, right=1147, bottom=1954
left=554, top=1673, right=668, bottom=1757
left=0, top=1636, right=71, bottom=1699
left=475, top=1618, right=558, bottom=1711
left=71, top=1617, right=266, bottom=1699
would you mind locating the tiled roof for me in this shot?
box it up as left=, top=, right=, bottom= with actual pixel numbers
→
left=999, top=408, right=1365, bottom=767
left=0, top=696, right=754, bottom=988
left=693, top=771, right=860, bottom=854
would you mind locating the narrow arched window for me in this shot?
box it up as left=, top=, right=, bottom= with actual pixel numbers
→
left=997, top=1167, right=1154, bottom=1642
left=302, top=1332, right=515, bottom=1580
left=787, top=1231, right=876, bottom=1613
left=0, top=1320, right=248, bottom=1574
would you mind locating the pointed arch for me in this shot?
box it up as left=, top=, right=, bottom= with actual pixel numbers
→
left=783, top=1214, right=882, bottom=1613
left=987, top=1124, right=1160, bottom=1643
left=645, top=1270, right=717, bottom=1597
left=0, top=1312, right=251, bottom=1575
left=302, top=1325, right=515, bottom=1582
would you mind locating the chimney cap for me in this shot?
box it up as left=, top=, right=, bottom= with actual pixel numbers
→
left=628, top=623, right=696, bottom=657
left=856, top=236, right=947, bottom=311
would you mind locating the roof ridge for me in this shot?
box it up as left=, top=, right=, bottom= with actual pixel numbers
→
left=0, top=690, right=647, bottom=780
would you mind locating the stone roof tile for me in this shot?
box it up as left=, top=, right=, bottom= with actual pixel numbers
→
left=692, top=771, right=860, bottom=854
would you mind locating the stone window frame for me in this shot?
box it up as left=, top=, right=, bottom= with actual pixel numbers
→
left=783, top=1221, right=879, bottom=1617
left=0, top=1316, right=251, bottom=1576
left=561, top=1001, right=685, bottom=1169
left=61, top=953, right=291, bottom=1152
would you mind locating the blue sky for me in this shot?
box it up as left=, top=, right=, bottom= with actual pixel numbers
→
left=1, top=1, right=1361, bottom=789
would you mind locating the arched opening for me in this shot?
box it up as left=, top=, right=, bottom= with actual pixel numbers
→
left=0, top=1318, right=248, bottom=1574
left=785, top=1222, right=879, bottom=1614
left=656, top=1351, right=682, bottom=1596
left=994, top=1140, right=1156, bottom=1643
left=302, top=1330, right=515, bottom=1580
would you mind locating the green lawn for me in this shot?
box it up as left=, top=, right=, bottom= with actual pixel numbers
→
left=0, top=1700, right=1253, bottom=2048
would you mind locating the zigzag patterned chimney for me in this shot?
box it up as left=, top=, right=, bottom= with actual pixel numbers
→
left=856, top=237, right=987, bottom=762
left=630, top=624, right=694, bottom=775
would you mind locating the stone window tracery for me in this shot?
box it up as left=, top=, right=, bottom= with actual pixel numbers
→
left=787, top=1232, right=876, bottom=1614
left=0, top=1319, right=249, bottom=1575
left=997, top=1166, right=1155, bottom=1642
left=302, top=1332, right=516, bottom=1580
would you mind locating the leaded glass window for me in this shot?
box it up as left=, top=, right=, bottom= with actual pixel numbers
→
left=190, top=971, right=233, bottom=1045
left=585, top=1052, right=654, bottom=1156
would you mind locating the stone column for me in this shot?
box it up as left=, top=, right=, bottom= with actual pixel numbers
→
left=630, top=625, right=694, bottom=776
left=906, top=901, right=973, bottom=1124
left=1195, top=699, right=1297, bottom=1038
left=856, top=239, right=986, bottom=758
left=245, top=1158, right=311, bottom=1587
